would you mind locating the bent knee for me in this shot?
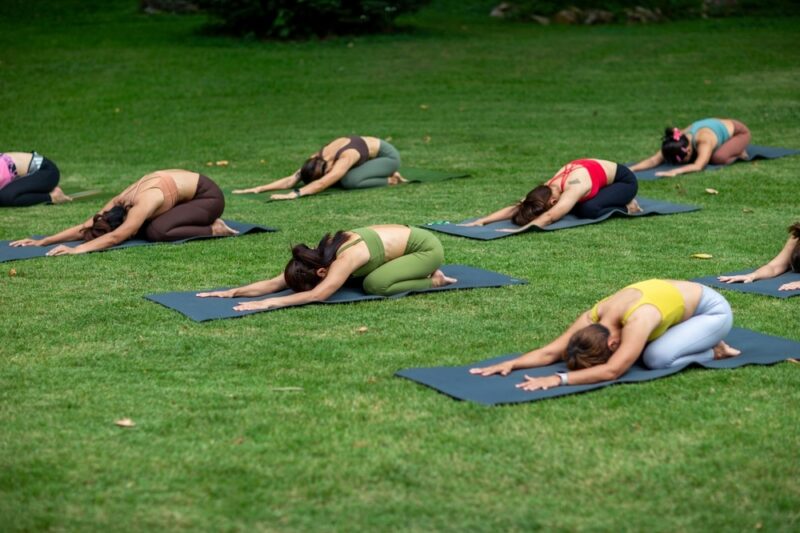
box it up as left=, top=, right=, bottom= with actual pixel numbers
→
left=144, top=221, right=169, bottom=241
left=362, top=277, right=391, bottom=296
left=642, top=346, right=674, bottom=370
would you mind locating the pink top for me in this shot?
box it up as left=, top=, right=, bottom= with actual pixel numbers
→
left=0, top=154, right=18, bottom=190
left=547, top=159, right=608, bottom=203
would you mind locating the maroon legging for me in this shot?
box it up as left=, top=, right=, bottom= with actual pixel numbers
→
left=143, top=175, right=224, bottom=241
left=710, top=120, right=751, bottom=165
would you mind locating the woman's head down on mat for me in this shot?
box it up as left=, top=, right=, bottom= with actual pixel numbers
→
left=661, top=127, right=694, bottom=164
left=565, top=323, right=616, bottom=369
left=81, top=204, right=129, bottom=240
left=284, top=231, right=350, bottom=291
left=512, top=185, right=559, bottom=226
left=299, top=155, right=327, bottom=184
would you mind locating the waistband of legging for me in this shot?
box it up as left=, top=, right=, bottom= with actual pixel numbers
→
left=613, top=162, right=636, bottom=184
left=404, top=226, right=440, bottom=254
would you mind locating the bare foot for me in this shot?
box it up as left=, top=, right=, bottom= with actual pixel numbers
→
left=626, top=198, right=642, bottom=214
left=430, top=269, right=457, bottom=288
left=713, top=341, right=741, bottom=360
left=739, top=149, right=749, bottom=161
left=49, top=187, right=72, bottom=204
left=387, top=172, right=409, bottom=186
left=211, top=219, right=239, bottom=237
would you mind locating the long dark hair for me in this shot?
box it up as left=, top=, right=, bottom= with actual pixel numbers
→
left=565, top=324, right=613, bottom=370
left=789, top=222, right=800, bottom=272
left=284, top=231, right=350, bottom=292
left=661, top=127, right=694, bottom=164
left=512, top=185, right=552, bottom=226
left=81, top=204, right=129, bottom=241
left=299, top=155, right=327, bottom=184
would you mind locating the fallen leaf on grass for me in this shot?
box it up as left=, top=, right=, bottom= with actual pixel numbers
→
left=704, top=188, right=719, bottom=195
left=205, top=161, right=214, bottom=167
left=115, top=418, right=136, bottom=428
left=742, top=208, right=754, bottom=214
left=8, top=268, right=17, bottom=277
left=423, top=135, right=431, bottom=144
left=268, top=386, right=303, bottom=392
left=215, top=160, right=229, bottom=167
left=232, top=436, right=245, bottom=445
left=691, top=253, right=713, bottom=259
left=419, top=104, right=429, bottom=110
left=356, top=326, right=368, bottom=333
left=259, top=159, right=267, bottom=164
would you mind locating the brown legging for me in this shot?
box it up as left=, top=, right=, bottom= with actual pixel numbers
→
left=143, top=175, right=224, bottom=241
left=710, top=120, right=751, bottom=165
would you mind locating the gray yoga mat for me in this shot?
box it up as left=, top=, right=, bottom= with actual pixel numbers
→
left=422, top=197, right=699, bottom=240
left=396, top=328, right=800, bottom=406
left=632, top=145, right=800, bottom=181
left=145, top=264, right=526, bottom=322
left=0, top=220, right=276, bottom=263
left=230, top=168, right=471, bottom=201
left=693, top=270, right=800, bottom=299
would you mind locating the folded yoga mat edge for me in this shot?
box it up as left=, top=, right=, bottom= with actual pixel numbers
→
left=395, top=328, right=800, bottom=406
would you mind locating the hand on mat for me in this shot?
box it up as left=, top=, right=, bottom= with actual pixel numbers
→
left=46, top=245, right=77, bottom=256
left=718, top=274, right=755, bottom=284
left=655, top=170, right=678, bottom=177
left=469, top=361, right=515, bottom=376
left=196, top=289, right=236, bottom=298
left=496, top=228, right=524, bottom=234
left=779, top=281, right=800, bottom=291
left=458, top=221, right=484, bottom=227
left=270, top=193, right=297, bottom=201
left=516, top=374, right=561, bottom=391
left=233, top=299, right=278, bottom=312
left=9, top=238, right=44, bottom=247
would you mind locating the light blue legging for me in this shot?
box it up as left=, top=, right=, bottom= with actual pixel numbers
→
left=642, top=286, right=733, bottom=369
left=339, top=140, right=401, bottom=189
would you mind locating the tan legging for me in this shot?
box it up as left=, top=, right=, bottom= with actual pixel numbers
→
left=710, top=120, right=751, bottom=165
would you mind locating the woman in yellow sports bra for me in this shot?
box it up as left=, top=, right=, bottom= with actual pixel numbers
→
left=10, top=170, right=237, bottom=255
left=196, top=224, right=456, bottom=312
left=470, top=279, right=740, bottom=391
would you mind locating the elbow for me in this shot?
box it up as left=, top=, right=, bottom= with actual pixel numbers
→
left=600, top=365, right=624, bottom=381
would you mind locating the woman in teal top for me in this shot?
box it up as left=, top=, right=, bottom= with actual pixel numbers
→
left=197, top=225, right=456, bottom=311
left=631, top=118, right=750, bottom=177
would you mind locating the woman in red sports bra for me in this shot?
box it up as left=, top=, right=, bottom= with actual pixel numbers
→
left=462, top=159, right=641, bottom=231
left=233, top=136, right=404, bottom=200
left=10, top=170, right=237, bottom=255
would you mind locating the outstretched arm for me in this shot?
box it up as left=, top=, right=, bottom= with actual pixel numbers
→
left=499, top=187, right=583, bottom=233
left=197, top=273, right=288, bottom=298
left=515, top=322, right=649, bottom=391
left=10, top=222, right=87, bottom=247
left=656, top=141, right=713, bottom=177
left=459, top=203, right=521, bottom=227
left=46, top=203, right=153, bottom=255
left=233, top=171, right=301, bottom=194
left=470, top=311, right=594, bottom=376
left=232, top=256, right=356, bottom=311
left=719, top=236, right=796, bottom=283
left=271, top=158, right=354, bottom=200
left=630, top=150, right=665, bottom=172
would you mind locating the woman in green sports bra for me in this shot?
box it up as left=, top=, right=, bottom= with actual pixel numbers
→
left=197, top=225, right=456, bottom=311
left=470, top=280, right=740, bottom=392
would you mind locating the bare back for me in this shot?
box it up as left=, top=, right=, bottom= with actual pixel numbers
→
left=320, top=136, right=381, bottom=161
left=114, top=170, right=200, bottom=217
left=4, top=152, right=34, bottom=175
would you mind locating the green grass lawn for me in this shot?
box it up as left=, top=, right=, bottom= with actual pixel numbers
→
left=2, top=1, right=799, bottom=530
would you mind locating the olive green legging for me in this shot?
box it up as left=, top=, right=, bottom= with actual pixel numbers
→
left=362, top=228, right=444, bottom=296
left=339, top=140, right=401, bottom=189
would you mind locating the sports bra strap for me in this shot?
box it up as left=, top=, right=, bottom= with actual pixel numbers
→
left=336, top=237, right=364, bottom=256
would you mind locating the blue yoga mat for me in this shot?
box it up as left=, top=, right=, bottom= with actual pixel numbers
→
left=0, top=220, right=276, bottom=263
left=693, top=270, right=800, bottom=299
left=396, top=328, right=800, bottom=406
left=145, top=264, right=526, bottom=322
left=632, top=145, right=800, bottom=181
left=422, top=197, right=699, bottom=240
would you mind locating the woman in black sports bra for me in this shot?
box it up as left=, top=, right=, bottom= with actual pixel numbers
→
left=234, top=136, right=405, bottom=200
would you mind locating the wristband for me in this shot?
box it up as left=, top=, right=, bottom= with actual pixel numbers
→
left=556, top=372, right=568, bottom=386
left=292, top=188, right=302, bottom=198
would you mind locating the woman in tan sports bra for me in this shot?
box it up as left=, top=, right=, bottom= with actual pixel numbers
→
left=233, top=136, right=405, bottom=200
left=10, top=170, right=236, bottom=255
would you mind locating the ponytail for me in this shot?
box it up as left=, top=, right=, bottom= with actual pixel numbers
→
left=661, top=127, right=692, bottom=164
left=284, top=231, right=350, bottom=292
